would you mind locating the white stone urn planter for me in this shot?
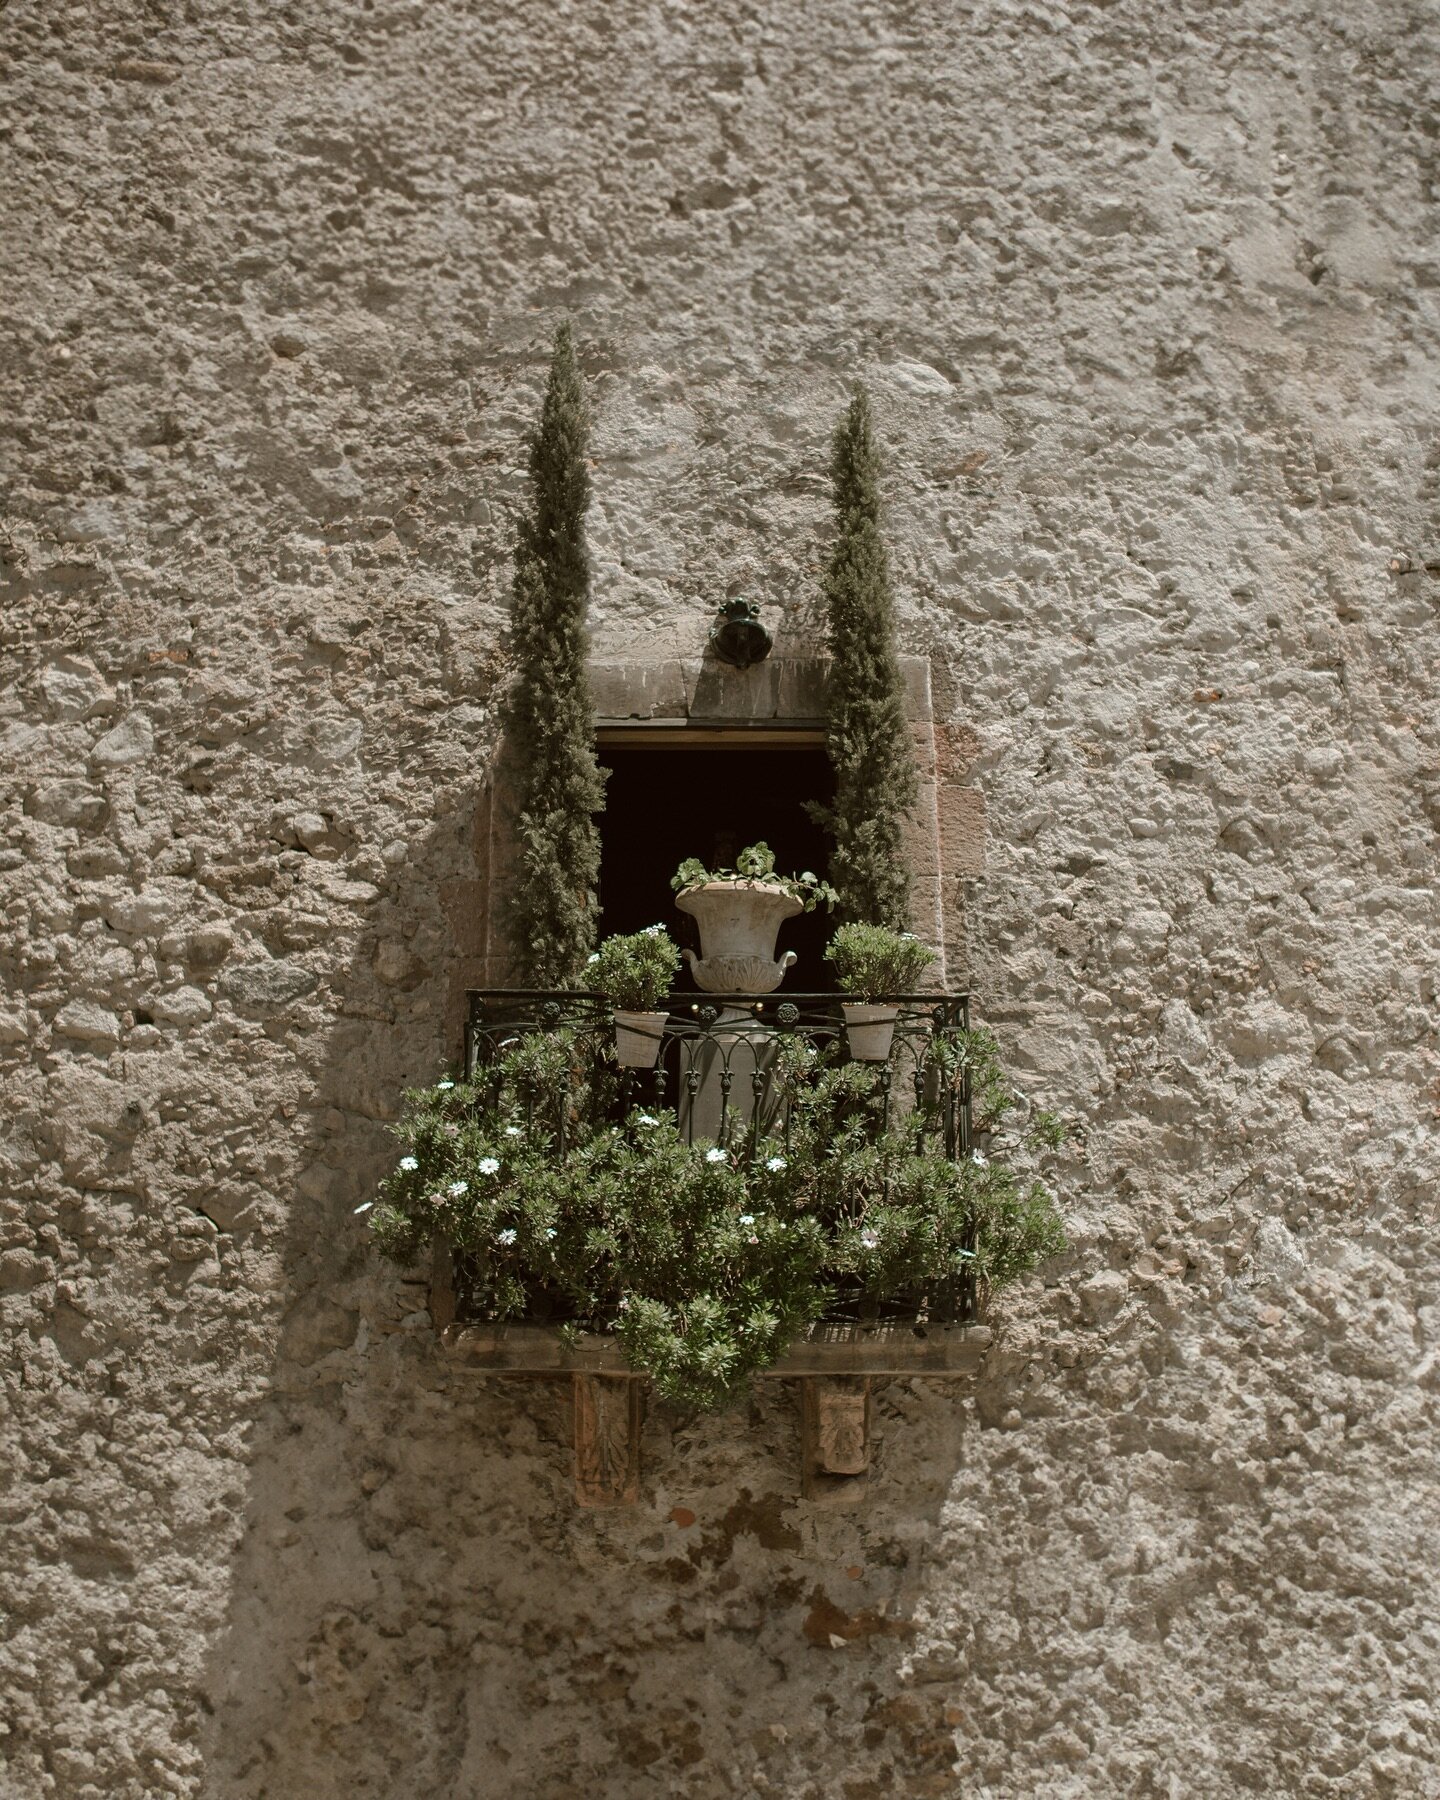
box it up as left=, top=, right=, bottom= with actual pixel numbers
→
left=841, top=1002, right=899, bottom=1062
left=674, top=881, right=802, bottom=993
left=611, top=1009, right=669, bottom=1068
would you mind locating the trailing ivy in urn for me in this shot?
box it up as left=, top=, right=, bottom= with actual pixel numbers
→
left=813, top=386, right=919, bottom=930
left=502, top=322, right=607, bottom=985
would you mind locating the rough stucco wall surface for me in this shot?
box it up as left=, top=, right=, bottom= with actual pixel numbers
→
left=2, top=1, right=1439, bottom=1795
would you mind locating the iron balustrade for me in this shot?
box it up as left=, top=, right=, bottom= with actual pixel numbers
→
left=459, top=989, right=979, bottom=1326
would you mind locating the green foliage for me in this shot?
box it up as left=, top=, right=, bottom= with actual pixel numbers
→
left=969, top=1173, right=1069, bottom=1292
left=813, top=386, right=919, bottom=930
left=366, top=1025, right=1068, bottom=1413
left=824, top=921, right=938, bottom=999
left=940, top=1024, right=1020, bottom=1133
left=671, top=841, right=839, bottom=914
left=503, top=322, right=606, bottom=985
left=588, top=927, right=681, bottom=1011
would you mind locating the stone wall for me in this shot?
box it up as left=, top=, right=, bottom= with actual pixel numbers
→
left=3, top=1, right=1438, bottom=1795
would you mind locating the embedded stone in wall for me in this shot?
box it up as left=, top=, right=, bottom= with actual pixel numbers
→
left=89, top=711, right=154, bottom=767
left=222, top=960, right=320, bottom=1010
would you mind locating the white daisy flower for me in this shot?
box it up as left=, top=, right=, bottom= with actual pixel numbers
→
left=971, top=1150, right=988, bottom=1167
left=497, top=1228, right=517, bottom=1246
left=636, top=1113, right=659, bottom=1127
left=478, top=1157, right=500, bottom=1175
left=545, top=1228, right=557, bottom=1240
left=739, top=1214, right=755, bottom=1226
left=504, top=1126, right=522, bottom=1137
left=353, top=1201, right=373, bottom=1214
left=586, top=953, right=600, bottom=964
left=765, top=1156, right=786, bottom=1172
left=436, top=1079, right=455, bottom=1090
left=447, top=1181, right=468, bottom=1197
left=398, top=1156, right=418, bottom=1171
left=860, top=1230, right=879, bottom=1250
left=705, top=1147, right=727, bottom=1164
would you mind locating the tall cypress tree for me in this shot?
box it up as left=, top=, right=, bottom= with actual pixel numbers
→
left=503, top=322, right=606, bottom=985
left=816, top=386, right=918, bottom=929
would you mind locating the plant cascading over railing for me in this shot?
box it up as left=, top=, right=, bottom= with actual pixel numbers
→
left=366, top=1023, right=1065, bottom=1412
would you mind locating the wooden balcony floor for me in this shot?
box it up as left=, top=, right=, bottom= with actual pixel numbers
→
left=439, top=1319, right=992, bottom=1377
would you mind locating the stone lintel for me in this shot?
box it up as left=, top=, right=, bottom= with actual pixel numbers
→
left=590, top=654, right=935, bottom=728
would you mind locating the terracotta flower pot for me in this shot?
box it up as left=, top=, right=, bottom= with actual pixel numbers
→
left=612, top=1010, right=669, bottom=1069
left=674, top=881, right=802, bottom=995
left=841, top=1002, right=899, bottom=1062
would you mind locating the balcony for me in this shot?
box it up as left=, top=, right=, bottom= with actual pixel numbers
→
left=451, top=987, right=980, bottom=1326
left=432, top=988, right=992, bottom=1504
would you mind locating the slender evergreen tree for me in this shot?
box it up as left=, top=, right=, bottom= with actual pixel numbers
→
left=503, top=323, right=606, bottom=985
left=816, top=386, right=918, bottom=929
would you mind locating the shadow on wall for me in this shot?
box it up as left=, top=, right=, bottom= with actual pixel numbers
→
left=199, top=784, right=1002, bottom=1800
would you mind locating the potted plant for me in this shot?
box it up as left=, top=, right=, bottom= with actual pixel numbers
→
left=589, top=927, right=681, bottom=1067
left=671, top=842, right=837, bottom=993
left=824, top=922, right=938, bottom=1061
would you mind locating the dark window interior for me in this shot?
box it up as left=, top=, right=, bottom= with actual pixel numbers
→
left=596, top=739, right=837, bottom=991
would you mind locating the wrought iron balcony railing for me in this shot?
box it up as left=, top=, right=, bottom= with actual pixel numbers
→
left=459, top=990, right=980, bottom=1327
left=465, top=990, right=973, bottom=1141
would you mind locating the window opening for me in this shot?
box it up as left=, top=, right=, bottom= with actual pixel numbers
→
left=595, top=733, right=838, bottom=991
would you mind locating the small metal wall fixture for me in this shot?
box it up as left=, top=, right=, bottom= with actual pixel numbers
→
left=708, top=598, right=773, bottom=669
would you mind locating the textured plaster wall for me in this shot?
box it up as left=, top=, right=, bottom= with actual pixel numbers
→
left=3, top=1, right=1439, bottom=1796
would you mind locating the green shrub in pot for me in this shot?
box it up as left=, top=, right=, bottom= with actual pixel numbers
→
left=824, top=922, right=938, bottom=1060
left=588, top=926, right=681, bottom=1067
left=824, top=922, right=938, bottom=999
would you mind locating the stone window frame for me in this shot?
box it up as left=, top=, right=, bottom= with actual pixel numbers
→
left=449, top=654, right=983, bottom=1000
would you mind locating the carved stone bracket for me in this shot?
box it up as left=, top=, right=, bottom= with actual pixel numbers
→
left=573, top=1374, right=644, bottom=1508
left=440, top=1322, right=991, bottom=1507
left=800, top=1376, right=872, bottom=1508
